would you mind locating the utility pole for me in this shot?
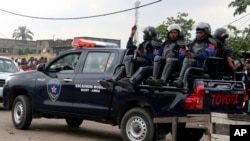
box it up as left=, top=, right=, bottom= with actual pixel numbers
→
left=134, top=1, right=140, bottom=46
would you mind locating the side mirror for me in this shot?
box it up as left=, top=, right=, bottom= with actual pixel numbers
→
left=37, top=64, right=45, bottom=72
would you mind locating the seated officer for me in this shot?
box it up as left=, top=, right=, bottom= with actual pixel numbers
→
left=173, top=22, right=216, bottom=88
left=100, top=25, right=161, bottom=91
left=146, top=24, right=186, bottom=86
left=116, top=26, right=162, bottom=91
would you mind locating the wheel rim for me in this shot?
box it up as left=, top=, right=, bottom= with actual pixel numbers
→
left=126, top=116, right=147, bottom=141
left=13, top=101, right=24, bottom=124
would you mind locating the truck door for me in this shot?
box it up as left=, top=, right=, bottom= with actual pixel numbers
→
left=35, top=52, right=81, bottom=113
left=73, top=51, right=116, bottom=119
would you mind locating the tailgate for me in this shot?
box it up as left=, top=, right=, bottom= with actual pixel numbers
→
left=202, top=80, right=244, bottom=113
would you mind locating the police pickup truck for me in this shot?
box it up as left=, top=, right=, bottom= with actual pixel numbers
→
left=2, top=40, right=247, bottom=141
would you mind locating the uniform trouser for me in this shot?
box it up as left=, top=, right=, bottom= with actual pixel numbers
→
left=130, top=66, right=153, bottom=84
left=124, top=55, right=151, bottom=78
left=152, top=56, right=178, bottom=81
left=177, top=58, right=195, bottom=80
left=111, top=55, right=150, bottom=82
left=111, top=65, right=126, bottom=82
left=152, top=56, right=165, bottom=79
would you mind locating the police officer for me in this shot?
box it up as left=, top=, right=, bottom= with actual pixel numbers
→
left=173, top=22, right=216, bottom=88
left=146, top=24, right=186, bottom=86
left=213, top=27, right=237, bottom=76
left=99, top=26, right=161, bottom=91
left=116, top=26, right=162, bottom=91
left=99, top=25, right=137, bottom=90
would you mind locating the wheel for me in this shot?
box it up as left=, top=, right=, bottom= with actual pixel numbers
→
left=120, top=108, right=154, bottom=141
left=65, top=118, right=83, bottom=127
left=175, top=128, right=204, bottom=141
left=12, top=95, right=32, bottom=130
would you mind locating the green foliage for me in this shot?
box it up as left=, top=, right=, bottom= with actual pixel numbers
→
left=156, top=12, right=195, bottom=40
left=12, top=26, right=34, bottom=41
left=229, top=0, right=250, bottom=16
left=18, top=48, right=35, bottom=55
left=227, top=25, right=250, bottom=59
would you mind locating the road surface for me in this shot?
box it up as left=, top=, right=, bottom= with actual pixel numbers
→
left=0, top=105, right=208, bottom=141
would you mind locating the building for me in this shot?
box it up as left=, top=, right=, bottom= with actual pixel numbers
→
left=0, top=37, right=121, bottom=56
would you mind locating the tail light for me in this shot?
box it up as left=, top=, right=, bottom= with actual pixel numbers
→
left=183, top=84, right=205, bottom=109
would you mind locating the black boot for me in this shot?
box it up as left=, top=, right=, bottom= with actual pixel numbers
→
left=173, top=79, right=183, bottom=88
left=99, top=79, right=114, bottom=91
left=99, top=66, right=126, bottom=91
left=117, top=66, right=150, bottom=91
left=146, top=78, right=164, bottom=86
left=173, top=58, right=193, bottom=88
left=117, top=78, right=134, bottom=92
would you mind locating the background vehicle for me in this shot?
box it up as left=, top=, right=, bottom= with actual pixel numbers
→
left=2, top=42, right=247, bottom=141
left=0, top=56, right=19, bottom=102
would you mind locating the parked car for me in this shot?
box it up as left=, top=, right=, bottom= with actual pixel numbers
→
left=0, top=56, right=20, bottom=102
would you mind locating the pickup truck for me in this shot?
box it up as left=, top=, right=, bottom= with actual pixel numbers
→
left=2, top=45, right=247, bottom=141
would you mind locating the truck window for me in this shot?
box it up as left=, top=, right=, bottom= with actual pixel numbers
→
left=49, top=53, right=81, bottom=73
left=83, top=52, right=115, bottom=73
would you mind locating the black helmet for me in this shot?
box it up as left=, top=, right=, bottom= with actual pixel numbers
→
left=213, top=27, right=229, bottom=41
left=196, top=22, right=211, bottom=35
left=143, top=26, right=157, bottom=38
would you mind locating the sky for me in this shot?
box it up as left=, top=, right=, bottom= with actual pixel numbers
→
left=0, top=0, right=249, bottom=48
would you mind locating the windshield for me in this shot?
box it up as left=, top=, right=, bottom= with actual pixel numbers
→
left=0, top=58, right=19, bottom=73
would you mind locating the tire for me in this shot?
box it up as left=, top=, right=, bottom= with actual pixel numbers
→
left=175, top=128, right=204, bottom=141
left=120, top=108, right=154, bottom=141
left=65, top=118, right=83, bottom=127
left=12, top=95, right=32, bottom=130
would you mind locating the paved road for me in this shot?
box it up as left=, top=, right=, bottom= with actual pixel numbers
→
left=0, top=106, right=123, bottom=141
left=0, top=105, right=208, bottom=141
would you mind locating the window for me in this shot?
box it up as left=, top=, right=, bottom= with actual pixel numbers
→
left=0, top=59, right=19, bottom=73
left=83, top=52, right=115, bottom=73
left=48, top=53, right=80, bottom=73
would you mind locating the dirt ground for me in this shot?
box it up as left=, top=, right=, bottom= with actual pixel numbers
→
left=0, top=105, right=209, bottom=141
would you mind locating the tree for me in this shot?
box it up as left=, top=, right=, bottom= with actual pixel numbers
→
left=229, top=0, right=250, bottom=15
left=227, top=25, right=250, bottom=59
left=12, top=26, right=34, bottom=40
left=156, top=12, right=195, bottom=40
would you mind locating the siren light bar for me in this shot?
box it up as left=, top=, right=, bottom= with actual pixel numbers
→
left=71, top=38, right=118, bottom=48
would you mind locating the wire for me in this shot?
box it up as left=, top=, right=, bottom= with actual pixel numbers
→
left=223, top=13, right=250, bottom=27
left=239, top=16, right=250, bottom=29
left=0, top=0, right=161, bottom=20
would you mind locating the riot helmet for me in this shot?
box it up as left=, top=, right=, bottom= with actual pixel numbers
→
left=167, top=24, right=182, bottom=40
left=167, top=24, right=182, bottom=33
left=143, top=26, right=157, bottom=40
left=213, top=27, right=229, bottom=42
left=196, top=22, right=211, bottom=35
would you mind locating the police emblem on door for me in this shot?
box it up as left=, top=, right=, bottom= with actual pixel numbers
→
left=47, top=79, right=61, bottom=101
